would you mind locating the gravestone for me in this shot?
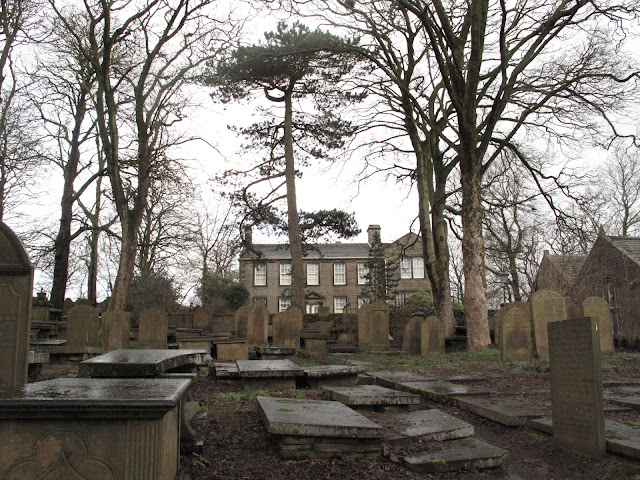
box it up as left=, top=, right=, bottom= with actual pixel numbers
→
left=286, top=304, right=304, bottom=328
left=247, top=302, right=269, bottom=346
left=548, top=317, right=605, bottom=458
left=193, top=306, right=212, bottom=331
left=66, top=304, right=100, bottom=348
left=500, top=306, right=532, bottom=361
left=0, top=222, right=33, bottom=398
left=402, top=314, right=425, bottom=355
left=529, top=289, right=567, bottom=357
left=358, top=302, right=389, bottom=350
left=102, top=309, right=130, bottom=351
left=493, top=307, right=506, bottom=347
left=421, top=316, right=445, bottom=355
left=62, top=297, right=75, bottom=314
left=272, top=310, right=302, bottom=349
left=582, top=297, right=614, bottom=355
left=138, top=308, right=168, bottom=349
left=233, top=305, right=250, bottom=338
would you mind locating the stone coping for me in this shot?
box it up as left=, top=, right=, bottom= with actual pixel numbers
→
left=0, top=377, right=192, bottom=419
left=256, top=396, right=383, bottom=438
left=236, top=359, right=303, bottom=378
left=303, top=365, right=364, bottom=378
left=78, top=349, right=208, bottom=378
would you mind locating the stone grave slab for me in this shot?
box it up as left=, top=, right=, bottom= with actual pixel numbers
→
left=78, top=348, right=209, bottom=378
left=397, top=381, right=490, bottom=404
left=213, top=362, right=239, bottom=378
left=607, top=395, right=640, bottom=411
left=548, top=317, right=606, bottom=458
left=442, top=374, right=488, bottom=384
left=214, top=339, right=248, bottom=361
left=254, top=344, right=296, bottom=359
left=322, top=385, right=420, bottom=408
left=0, top=377, right=191, bottom=480
left=401, top=437, right=508, bottom=473
left=385, top=408, right=475, bottom=444
left=371, top=371, right=436, bottom=389
left=256, top=396, right=382, bottom=459
left=236, top=359, right=303, bottom=390
left=455, top=397, right=549, bottom=426
left=302, top=365, right=364, bottom=388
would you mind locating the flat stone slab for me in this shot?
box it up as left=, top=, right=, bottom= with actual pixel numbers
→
left=607, top=395, right=640, bottom=411
left=30, top=339, right=66, bottom=347
left=397, top=381, right=490, bottom=404
left=78, top=349, right=209, bottom=377
left=322, top=385, right=421, bottom=407
left=443, top=375, right=488, bottom=384
left=213, top=362, right=239, bottom=378
left=529, top=417, right=640, bottom=459
left=455, top=397, right=549, bottom=426
left=371, top=371, right=436, bottom=389
left=402, top=437, right=508, bottom=473
left=256, top=396, right=383, bottom=438
left=0, top=377, right=192, bottom=419
left=254, top=345, right=296, bottom=356
left=386, top=409, right=475, bottom=444
left=236, top=359, right=303, bottom=378
left=304, top=365, right=364, bottom=377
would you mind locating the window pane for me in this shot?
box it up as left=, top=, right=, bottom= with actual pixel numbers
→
left=254, top=264, right=266, bottom=285
left=357, top=296, right=368, bottom=308
left=307, top=263, right=319, bottom=285
left=306, top=304, right=319, bottom=314
left=412, top=257, right=424, bottom=279
left=395, top=292, right=406, bottom=306
left=400, top=258, right=412, bottom=279
left=357, top=262, right=369, bottom=284
left=334, top=263, right=346, bottom=285
left=280, top=263, right=292, bottom=285
left=279, top=297, right=291, bottom=312
left=334, top=296, right=347, bottom=313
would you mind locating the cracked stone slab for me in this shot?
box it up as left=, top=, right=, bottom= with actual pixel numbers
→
left=455, top=397, right=549, bottom=426
left=256, top=396, right=383, bottom=438
left=322, top=385, right=421, bottom=407
left=371, top=371, right=437, bottom=389
left=401, top=437, right=508, bottom=473
left=385, top=408, right=474, bottom=444
left=397, top=381, right=490, bottom=404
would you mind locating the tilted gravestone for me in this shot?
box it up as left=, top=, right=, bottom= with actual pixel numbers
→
left=102, top=309, right=130, bottom=351
left=66, top=304, right=100, bottom=348
left=272, top=310, right=302, bottom=349
left=402, top=314, right=425, bottom=355
left=233, top=305, right=250, bottom=338
left=357, top=302, right=389, bottom=350
left=548, top=317, right=606, bottom=458
left=138, top=308, right=168, bottom=349
left=193, top=306, right=212, bottom=331
left=581, top=297, right=614, bottom=355
left=247, top=302, right=269, bottom=345
left=500, top=306, right=532, bottom=361
left=421, top=316, right=445, bottom=355
left=529, top=289, right=567, bottom=357
left=0, top=222, right=34, bottom=397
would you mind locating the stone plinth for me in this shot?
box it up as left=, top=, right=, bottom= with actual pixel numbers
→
left=548, top=317, right=605, bottom=458
left=0, top=377, right=191, bottom=480
left=102, top=309, right=130, bottom=351
left=78, top=349, right=208, bottom=378
left=256, top=396, right=383, bottom=459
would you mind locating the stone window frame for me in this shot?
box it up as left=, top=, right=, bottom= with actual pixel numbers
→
left=333, top=296, right=347, bottom=313
left=334, top=262, right=346, bottom=285
left=357, top=262, right=369, bottom=285
left=307, top=263, right=319, bottom=286
left=400, top=257, right=425, bottom=279
left=279, top=297, right=292, bottom=312
left=254, top=263, right=267, bottom=286
left=280, top=263, right=292, bottom=286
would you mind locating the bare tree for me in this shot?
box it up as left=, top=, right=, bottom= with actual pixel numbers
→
left=604, top=145, right=640, bottom=236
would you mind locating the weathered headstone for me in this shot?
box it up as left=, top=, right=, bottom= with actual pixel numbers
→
left=358, top=302, right=389, bottom=350
left=548, top=317, right=605, bottom=458
left=272, top=310, right=302, bottom=349
left=500, top=306, right=532, bottom=361
left=0, top=223, right=33, bottom=397
left=233, top=305, right=250, bottom=338
left=62, top=297, right=74, bottom=314
left=493, top=307, right=506, bottom=348
left=582, top=297, right=614, bottom=355
left=193, top=306, right=212, bottom=331
left=138, top=308, right=168, bottom=349
left=529, top=289, right=567, bottom=357
left=247, top=302, right=269, bottom=345
left=421, top=316, right=445, bottom=355
left=66, top=304, right=100, bottom=348
left=102, top=309, right=130, bottom=351
left=402, top=314, right=425, bottom=355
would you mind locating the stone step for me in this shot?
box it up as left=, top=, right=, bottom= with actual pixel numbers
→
left=384, top=408, right=474, bottom=444
left=398, top=437, right=508, bottom=473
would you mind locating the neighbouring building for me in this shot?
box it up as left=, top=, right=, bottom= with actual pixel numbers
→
left=238, top=225, right=432, bottom=314
left=534, top=250, right=587, bottom=298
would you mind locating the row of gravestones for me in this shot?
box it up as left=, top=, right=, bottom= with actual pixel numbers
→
left=66, top=305, right=169, bottom=350
left=494, top=289, right=615, bottom=362
left=402, top=314, right=446, bottom=356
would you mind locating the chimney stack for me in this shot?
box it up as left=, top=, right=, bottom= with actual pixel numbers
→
left=367, top=225, right=381, bottom=246
left=244, top=225, right=253, bottom=246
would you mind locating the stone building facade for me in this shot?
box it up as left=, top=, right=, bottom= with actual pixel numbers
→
left=238, top=225, right=432, bottom=314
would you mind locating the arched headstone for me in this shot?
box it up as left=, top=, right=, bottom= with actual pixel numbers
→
left=582, top=297, right=614, bottom=354
left=138, top=308, right=168, bottom=349
left=102, top=309, right=130, bottom=351
left=529, top=289, right=567, bottom=357
left=66, top=305, right=100, bottom=348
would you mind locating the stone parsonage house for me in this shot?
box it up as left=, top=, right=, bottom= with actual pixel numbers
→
left=238, top=225, right=432, bottom=314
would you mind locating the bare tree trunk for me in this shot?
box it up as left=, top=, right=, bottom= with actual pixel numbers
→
left=283, top=87, right=306, bottom=309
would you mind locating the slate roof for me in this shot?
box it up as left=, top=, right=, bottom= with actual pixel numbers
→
left=544, top=252, right=587, bottom=283
left=240, top=242, right=375, bottom=260
left=607, top=236, right=640, bottom=267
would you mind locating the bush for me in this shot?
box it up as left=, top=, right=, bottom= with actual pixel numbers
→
left=127, top=272, right=180, bottom=324
left=197, top=272, right=249, bottom=313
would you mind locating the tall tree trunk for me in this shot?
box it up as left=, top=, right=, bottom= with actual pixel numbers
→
left=108, top=213, right=138, bottom=310
left=283, top=87, right=305, bottom=309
